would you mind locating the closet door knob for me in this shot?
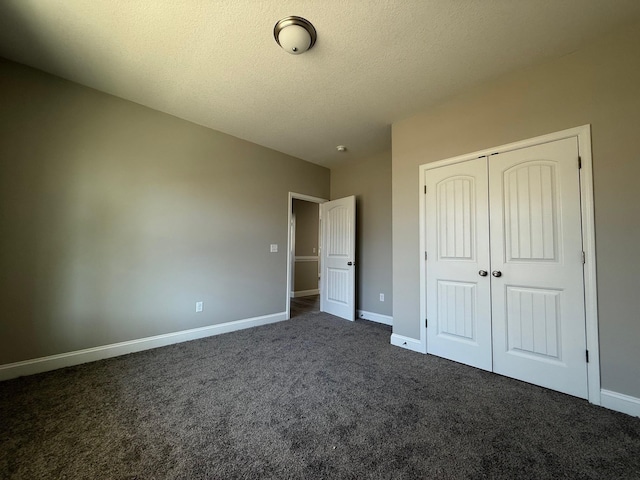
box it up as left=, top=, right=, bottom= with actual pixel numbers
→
left=492, top=270, right=502, bottom=277
left=479, top=270, right=488, bottom=277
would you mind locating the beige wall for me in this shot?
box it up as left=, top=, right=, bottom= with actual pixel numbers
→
left=292, top=199, right=319, bottom=256
left=0, top=59, right=329, bottom=365
left=293, top=262, right=319, bottom=293
left=292, top=199, right=319, bottom=293
left=331, top=150, right=392, bottom=317
left=391, top=22, right=640, bottom=398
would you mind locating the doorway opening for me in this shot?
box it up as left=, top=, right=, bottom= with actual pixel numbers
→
left=286, top=193, right=326, bottom=319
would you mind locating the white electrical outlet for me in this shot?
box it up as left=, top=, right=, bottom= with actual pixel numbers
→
left=270, top=244, right=278, bottom=253
left=195, top=301, right=204, bottom=313
left=379, top=293, right=385, bottom=302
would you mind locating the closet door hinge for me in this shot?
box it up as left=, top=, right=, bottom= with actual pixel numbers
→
left=424, top=185, right=427, bottom=194
left=425, top=251, right=428, bottom=261
left=586, top=350, right=590, bottom=363
left=582, top=251, right=586, bottom=264
left=425, top=318, right=428, bottom=328
left=578, top=156, right=582, bottom=169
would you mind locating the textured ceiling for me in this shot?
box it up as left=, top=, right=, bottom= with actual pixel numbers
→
left=1, top=1, right=640, bottom=168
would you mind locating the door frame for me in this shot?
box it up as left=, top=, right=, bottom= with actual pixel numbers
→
left=418, top=125, right=601, bottom=405
left=286, top=192, right=327, bottom=320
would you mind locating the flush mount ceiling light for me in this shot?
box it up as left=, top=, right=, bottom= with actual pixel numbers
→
left=274, top=16, right=317, bottom=55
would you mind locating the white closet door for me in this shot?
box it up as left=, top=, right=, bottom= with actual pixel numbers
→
left=425, top=158, right=492, bottom=371
left=489, top=138, right=588, bottom=398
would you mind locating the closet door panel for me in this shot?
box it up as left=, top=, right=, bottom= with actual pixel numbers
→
left=425, top=158, right=492, bottom=371
left=489, top=137, right=588, bottom=399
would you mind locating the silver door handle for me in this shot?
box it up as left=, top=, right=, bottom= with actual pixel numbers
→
left=492, top=270, right=502, bottom=277
left=479, top=270, right=488, bottom=277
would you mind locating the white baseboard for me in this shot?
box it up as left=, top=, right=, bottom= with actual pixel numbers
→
left=600, top=389, right=640, bottom=417
left=357, top=310, right=393, bottom=326
left=390, top=333, right=426, bottom=354
left=0, top=311, right=287, bottom=381
left=292, top=289, right=319, bottom=298
left=294, top=256, right=319, bottom=262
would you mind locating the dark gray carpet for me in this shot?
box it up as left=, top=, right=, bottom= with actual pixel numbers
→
left=1, top=311, right=639, bottom=479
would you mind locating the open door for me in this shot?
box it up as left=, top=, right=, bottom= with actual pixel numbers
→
left=320, top=196, right=356, bottom=321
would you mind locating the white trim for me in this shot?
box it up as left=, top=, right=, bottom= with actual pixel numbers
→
left=290, top=212, right=296, bottom=296
left=418, top=125, right=592, bottom=170
left=295, top=256, right=319, bottom=262
left=577, top=127, right=601, bottom=405
left=292, top=289, right=320, bottom=298
left=0, top=312, right=286, bottom=381
left=358, top=310, right=393, bottom=326
left=289, top=192, right=328, bottom=204
left=419, top=153, right=428, bottom=356
left=417, top=125, right=601, bottom=405
left=601, top=389, right=640, bottom=418
left=390, top=334, right=427, bottom=354
left=286, top=192, right=327, bottom=320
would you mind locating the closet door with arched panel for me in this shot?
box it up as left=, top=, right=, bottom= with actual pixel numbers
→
left=488, top=138, right=588, bottom=398
left=425, top=157, right=492, bottom=371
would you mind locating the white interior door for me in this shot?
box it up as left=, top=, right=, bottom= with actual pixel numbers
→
left=489, top=138, right=588, bottom=398
left=320, top=196, right=356, bottom=321
left=425, top=158, right=493, bottom=370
